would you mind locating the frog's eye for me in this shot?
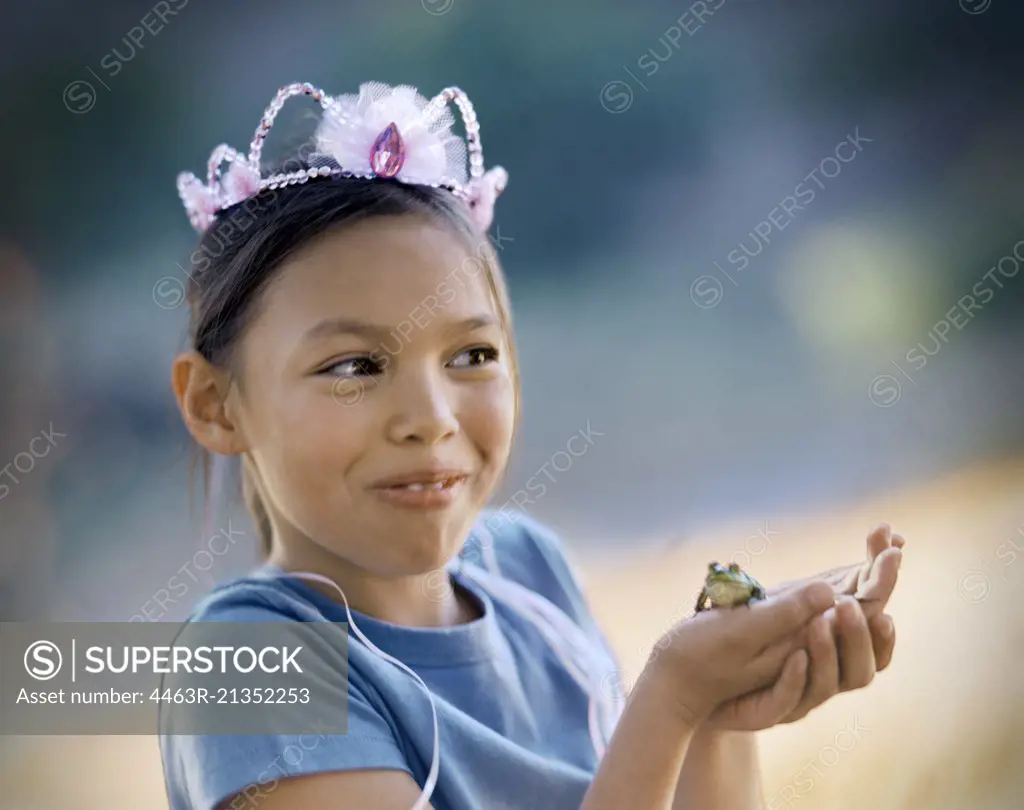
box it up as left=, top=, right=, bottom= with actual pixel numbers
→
left=727, top=562, right=741, bottom=572
left=708, top=562, right=719, bottom=571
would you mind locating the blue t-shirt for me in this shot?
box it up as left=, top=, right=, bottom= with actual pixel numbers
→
left=160, top=512, right=622, bottom=810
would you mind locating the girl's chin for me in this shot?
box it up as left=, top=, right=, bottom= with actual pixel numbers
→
left=362, top=525, right=472, bottom=574
left=310, top=500, right=485, bottom=571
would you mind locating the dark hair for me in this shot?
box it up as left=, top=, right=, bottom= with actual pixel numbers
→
left=183, top=162, right=519, bottom=557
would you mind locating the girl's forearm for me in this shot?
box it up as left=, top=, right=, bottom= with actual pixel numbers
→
left=672, top=727, right=764, bottom=810
left=580, top=668, right=702, bottom=810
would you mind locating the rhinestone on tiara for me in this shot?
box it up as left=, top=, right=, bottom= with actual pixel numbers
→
left=369, top=122, right=406, bottom=178
left=176, top=81, right=509, bottom=234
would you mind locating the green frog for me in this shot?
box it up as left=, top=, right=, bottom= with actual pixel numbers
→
left=695, top=561, right=767, bottom=613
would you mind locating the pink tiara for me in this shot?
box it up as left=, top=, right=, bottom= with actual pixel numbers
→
left=176, top=81, right=508, bottom=234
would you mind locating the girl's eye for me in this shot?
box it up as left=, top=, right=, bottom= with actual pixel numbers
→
left=321, top=356, right=383, bottom=378
left=449, top=345, right=499, bottom=369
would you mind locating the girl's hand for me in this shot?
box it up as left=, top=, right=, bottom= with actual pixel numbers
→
left=767, top=523, right=905, bottom=620
left=645, top=581, right=835, bottom=727
left=706, top=523, right=905, bottom=730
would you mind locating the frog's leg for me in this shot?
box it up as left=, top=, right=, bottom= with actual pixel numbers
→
left=750, top=584, right=767, bottom=603
left=695, top=589, right=709, bottom=613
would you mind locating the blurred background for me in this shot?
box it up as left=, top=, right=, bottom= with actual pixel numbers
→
left=1, top=0, right=1022, bottom=807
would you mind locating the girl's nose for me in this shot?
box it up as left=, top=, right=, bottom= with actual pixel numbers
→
left=385, top=370, right=459, bottom=446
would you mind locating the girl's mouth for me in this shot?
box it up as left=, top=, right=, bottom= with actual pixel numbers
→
left=372, top=476, right=467, bottom=510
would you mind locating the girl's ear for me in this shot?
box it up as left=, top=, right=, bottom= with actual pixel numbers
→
left=171, top=350, right=249, bottom=456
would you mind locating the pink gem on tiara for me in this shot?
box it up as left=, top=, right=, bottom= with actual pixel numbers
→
left=368, top=122, right=406, bottom=178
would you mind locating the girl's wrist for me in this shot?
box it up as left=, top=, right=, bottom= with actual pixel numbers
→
left=690, top=723, right=749, bottom=748
left=637, top=654, right=713, bottom=731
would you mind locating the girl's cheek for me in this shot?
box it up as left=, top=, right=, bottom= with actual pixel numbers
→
left=463, top=378, right=515, bottom=444
left=271, top=381, right=373, bottom=459
left=325, top=376, right=377, bottom=411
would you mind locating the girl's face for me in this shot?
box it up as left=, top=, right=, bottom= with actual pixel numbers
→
left=232, top=215, right=516, bottom=575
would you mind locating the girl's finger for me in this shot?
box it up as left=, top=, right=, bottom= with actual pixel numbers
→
left=855, top=547, right=903, bottom=609
left=891, top=533, right=906, bottom=549
left=747, top=632, right=804, bottom=686
left=814, top=563, right=859, bottom=584
left=763, top=648, right=809, bottom=724
left=869, top=613, right=896, bottom=671
left=746, top=582, right=834, bottom=648
left=821, top=564, right=861, bottom=595
left=767, top=565, right=858, bottom=601
left=835, top=597, right=876, bottom=691
left=866, top=523, right=892, bottom=560
left=790, top=611, right=840, bottom=720
left=707, top=648, right=809, bottom=731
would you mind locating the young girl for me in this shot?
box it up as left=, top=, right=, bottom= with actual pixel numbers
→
left=163, top=80, right=905, bottom=810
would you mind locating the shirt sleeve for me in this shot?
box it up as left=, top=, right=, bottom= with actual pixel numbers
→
left=165, top=705, right=412, bottom=810
left=161, top=600, right=412, bottom=810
